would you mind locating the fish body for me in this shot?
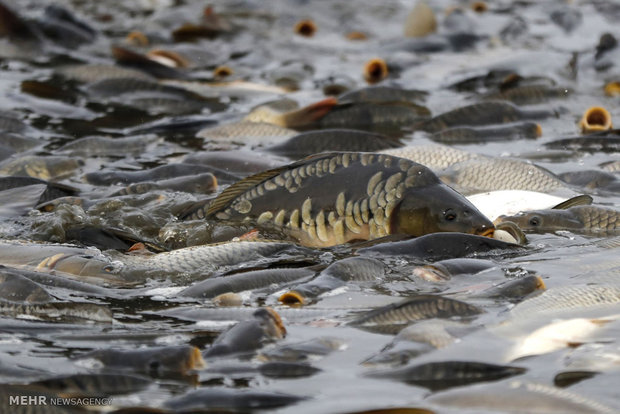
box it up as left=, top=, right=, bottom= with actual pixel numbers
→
left=380, top=144, right=480, bottom=171
left=498, top=205, right=620, bottom=234
left=430, top=122, right=541, bottom=144
left=482, top=85, right=571, bottom=105
left=206, top=152, right=493, bottom=247
left=416, top=101, right=554, bottom=133
left=339, top=86, right=427, bottom=105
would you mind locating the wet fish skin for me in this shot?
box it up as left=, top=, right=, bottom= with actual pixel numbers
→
left=349, top=295, right=483, bottom=334
left=416, top=101, right=555, bottom=133
left=78, top=345, right=205, bottom=376
left=0, top=271, right=51, bottom=303
left=115, top=240, right=305, bottom=274
left=338, top=86, right=428, bottom=105
left=58, top=64, right=155, bottom=83
left=265, top=129, right=401, bottom=159
left=430, top=122, right=541, bottom=144
left=164, top=388, right=305, bottom=412
left=110, top=172, right=218, bottom=196
left=259, top=337, right=345, bottom=362
left=358, top=232, right=523, bottom=260
left=207, top=152, right=493, bottom=247
left=497, top=206, right=620, bottom=234
left=205, top=308, right=286, bottom=358
left=440, top=157, right=572, bottom=195
left=482, top=85, right=571, bottom=105
left=316, top=102, right=431, bottom=131
left=0, top=155, right=83, bottom=180
left=412, top=258, right=497, bottom=282
left=380, top=144, right=480, bottom=171
left=367, top=360, right=526, bottom=391
left=0, top=176, right=79, bottom=204
left=32, top=373, right=152, bottom=397
left=196, top=120, right=296, bottom=144
left=179, top=267, right=315, bottom=298
left=0, top=298, right=112, bottom=323
left=428, top=380, right=616, bottom=414
left=258, top=361, right=321, bottom=378
left=85, top=163, right=223, bottom=186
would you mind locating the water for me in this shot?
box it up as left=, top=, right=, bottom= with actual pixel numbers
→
left=0, top=0, right=619, bottom=413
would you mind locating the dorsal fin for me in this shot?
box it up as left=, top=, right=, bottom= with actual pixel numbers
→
left=206, top=153, right=340, bottom=218
left=551, top=194, right=593, bottom=210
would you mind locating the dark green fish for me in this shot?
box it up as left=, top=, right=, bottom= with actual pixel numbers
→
left=77, top=345, right=205, bottom=376
left=258, top=361, right=321, bottom=379
left=358, top=233, right=523, bottom=260
left=430, top=122, right=541, bottom=144
left=57, top=135, right=159, bottom=157
left=179, top=267, right=315, bottom=299
left=416, top=101, right=555, bottom=133
left=32, top=373, right=151, bottom=397
left=164, top=388, right=305, bottom=412
left=367, top=361, right=525, bottom=391
left=412, top=258, right=498, bottom=282
left=205, top=308, right=286, bottom=358
left=265, top=129, right=401, bottom=159
left=206, top=152, right=493, bottom=247
left=316, top=102, right=431, bottom=131
left=349, top=295, right=483, bottom=334
left=497, top=205, right=620, bottom=234
left=544, top=135, right=620, bottom=154
left=339, top=86, right=427, bottom=105
left=482, top=85, right=571, bottom=105
left=85, top=163, right=226, bottom=186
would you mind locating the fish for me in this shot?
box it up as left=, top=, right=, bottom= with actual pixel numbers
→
left=380, top=144, right=480, bottom=171
left=415, top=101, right=555, bottom=133
left=196, top=121, right=296, bottom=146
left=57, top=63, right=155, bottom=83
left=243, top=97, right=338, bottom=128
left=0, top=155, right=83, bottom=180
left=109, top=173, right=218, bottom=197
left=279, top=257, right=386, bottom=304
left=338, top=86, right=427, bottom=105
left=265, top=129, right=401, bottom=159
left=357, top=233, right=523, bottom=260
left=480, top=275, right=546, bottom=301
left=258, top=361, right=321, bottom=378
left=205, top=307, right=286, bottom=358
left=179, top=267, right=316, bottom=299
left=32, top=373, right=152, bottom=397
left=403, top=1, right=437, bottom=38
left=183, top=150, right=287, bottom=177
left=439, top=157, right=574, bottom=195
left=0, top=271, right=51, bottom=303
left=496, top=205, right=620, bottom=235
left=57, top=135, right=159, bottom=157
left=366, top=360, right=525, bottom=391
left=481, top=85, right=571, bottom=105
left=428, top=380, right=616, bottom=413
left=164, top=388, right=306, bottom=412
left=259, top=337, right=345, bottom=362
left=349, top=295, right=483, bottom=334
left=505, top=317, right=613, bottom=361
left=315, top=102, right=431, bottom=131
left=114, top=240, right=308, bottom=274
left=0, top=298, right=113, bottom=323
left=430, top=122, right=542, bottom=144
left=558, top=170, right=620, bottom=193
left=77, top=345, right=205, bottom=376
left=206, top=152, right=493, bottom=247
left=412, top=258, right=498, bottom=282
left=84, top=163, right=225, bottom=186
left=466, top=191, right=591, bottom=222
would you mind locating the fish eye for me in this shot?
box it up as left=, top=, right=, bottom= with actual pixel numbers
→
left=103, top=265, right=115, bottom=273
left=529, top=216, right=541, bottom=226
left=443, top=208, right=457, bottom=221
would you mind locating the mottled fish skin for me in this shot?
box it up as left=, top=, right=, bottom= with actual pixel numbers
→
left=115, top=241, right=303, bottom=273
left=206, top=152, right=493, bottom=247
left=497, top=206, right=620, bottom=235
left=316, top=102, right=431, bottom=130
left=349, top=295, right=483, bottom=334
left=440, top=157, right=573, bottom=195
left=430, top=122, right=541, bottom=144
left=380, top=144, right=480, bottom=171
left=415, top=101, right=554, bottom=133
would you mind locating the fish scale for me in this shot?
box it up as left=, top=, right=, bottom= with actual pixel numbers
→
left=206, top=152, right=492, bottom=247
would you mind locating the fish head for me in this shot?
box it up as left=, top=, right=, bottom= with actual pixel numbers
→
left=496, top=209, right=581, bottom=232
left=391, top=185, right=494, bottom=236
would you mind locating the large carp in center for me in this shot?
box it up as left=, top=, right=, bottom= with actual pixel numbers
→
left=206, top=152, right=493, bottom=247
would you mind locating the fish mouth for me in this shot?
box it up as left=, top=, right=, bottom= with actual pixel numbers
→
left=279, top=290, right=306, bottom=306
left=478, top=228, right=495, bottom=238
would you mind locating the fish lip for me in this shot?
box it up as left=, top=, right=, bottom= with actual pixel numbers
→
left=478, top=227, right=495, bottom=238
